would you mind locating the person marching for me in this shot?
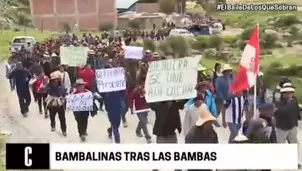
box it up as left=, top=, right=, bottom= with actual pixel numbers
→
left=72, top=79, right=91, bottom=142
left=31, top=71, right=49, bottom=117
left=129, top=80, right=152, bottom=143
left=9, top=62, right=31, bottom=117
left=103, top=89, right=125, bottom=143
left=40, top=71, right=67, bottom=136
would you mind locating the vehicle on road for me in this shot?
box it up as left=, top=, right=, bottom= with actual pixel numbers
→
left=9, top=36, right=36, bottom=53
left=169, top=28, right=195, bottom=39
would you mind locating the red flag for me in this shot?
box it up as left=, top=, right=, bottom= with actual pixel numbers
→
left=230, top=25, right=260, bottom=95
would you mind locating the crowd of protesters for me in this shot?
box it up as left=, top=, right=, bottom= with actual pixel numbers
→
left=4, top=31, right=301, bottom=170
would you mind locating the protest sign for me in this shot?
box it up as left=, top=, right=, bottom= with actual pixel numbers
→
left=145, top=57, right=199, bottom=103
left=60, top=46, right=87, bottom=66
left=66, top=92, right=93, bottom=111
left=124, top=46, right=143, bottom=60
left=95, top=67, right=126, bottom=92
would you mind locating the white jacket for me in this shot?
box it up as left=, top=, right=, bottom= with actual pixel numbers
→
left=59, top=71, right=71, bottom=93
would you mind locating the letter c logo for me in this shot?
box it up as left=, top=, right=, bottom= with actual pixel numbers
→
left=24, top=147, right=32, bottom=167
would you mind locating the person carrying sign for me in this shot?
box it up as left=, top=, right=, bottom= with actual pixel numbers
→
left=72, top=79, right=91, bottom=142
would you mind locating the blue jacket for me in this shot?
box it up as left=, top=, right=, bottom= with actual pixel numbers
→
left=215, top=75, right=233, bottom=101
left=184, top=90, right=217, bottom=117
left=102, top=90, right=124, bottom=114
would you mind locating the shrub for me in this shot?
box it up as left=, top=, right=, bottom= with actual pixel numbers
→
left=237, top=40, right=246, bottom=50
left=273, top=15, right=299, bottom=27
left=195, top=35, right=210, bottom=50
left=221, top=35, right=238, bottom=44
left=61, top=22, right=72, bottom=33
left=241, top=27, right=254, bottom=40
left=260, top=50, right=273, bottom=55
left=261, top=33, right=278, bottom=49
left=241, top=27, right=264, bottom=40
left=98, top=23, right=113, bottom=31
left=143, top=39, right=155, bottom=52
left=128, top=19, right=140, bottom=29
left=157, top=40, right=172, bottom=56
left=165, top=36, right=191, bottom=58
left=208, top=35, right=223, bottom=50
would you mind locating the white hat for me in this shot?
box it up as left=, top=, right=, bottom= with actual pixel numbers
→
left=51, top=53, right=57, bottom=57
left=197, top=64, right=206, bottom=71
left=43, top=52, right=49, bottom=57
left=234, top=133, right=248, bottom=142
left=221, top=64, right=232, bottom=72
left=50, top=71, right=61, bottom=80
left=75, top=79, right=86, bottom=85
left=153, top=52, right=160, bottom=58
left=258, top=71, right=264, bottom=77
left=280, top=82, right=295, bottom=93
left=195, top=103, right=216, bottom=126
left=145, top=50, right=151, bottom=53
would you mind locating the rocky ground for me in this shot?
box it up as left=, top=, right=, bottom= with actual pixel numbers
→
left=0, top=61, right=301, bottom=171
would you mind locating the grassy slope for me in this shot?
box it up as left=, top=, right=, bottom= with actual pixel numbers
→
left=0, top=29, right=101, bottom=60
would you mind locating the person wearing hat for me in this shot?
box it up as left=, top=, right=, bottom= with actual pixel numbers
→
left=197, top=64, right=207, bottom=82
left=8, top=62, right=32, bottom=117
left=183, top=82, right=217, bottom=136
left=185, top=104, right=218, bottom=171
left=31, top=71, right=49, bottom=118
left=142, top=50, right=151, bottom=63
left=215, top=64, right=233, bottom=118
left=71, top=79, right=91, bottom=141
left=40, top=71, right=67, bottom=136
left=275, top=82, right=300, bottom=144
left=272, top=77, right=291, bottom=104
left=244, top=103, right=277, bottom=143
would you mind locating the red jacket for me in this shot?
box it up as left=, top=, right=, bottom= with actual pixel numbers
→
left=129, top=87, right=148, bottom=111
left=77, top=67, right=95, bottom=91
left=33, top=76, right=48, bottom=94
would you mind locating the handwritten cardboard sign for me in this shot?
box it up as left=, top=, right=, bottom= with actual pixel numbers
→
left=60, top=46, right=87, bottom=66
left=124, top=46, right=143, bottom=60
left=95, top=67, right=126, bottom=93
left=66, top=92, right=93, bottom=111
left=145, top=57, right=199, bottom=103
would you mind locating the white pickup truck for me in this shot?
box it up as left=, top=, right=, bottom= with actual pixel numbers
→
left=9, top=36, right=36, bottom=53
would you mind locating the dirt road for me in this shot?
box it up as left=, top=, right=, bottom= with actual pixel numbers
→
left=0, top=62, right=301, bottom=171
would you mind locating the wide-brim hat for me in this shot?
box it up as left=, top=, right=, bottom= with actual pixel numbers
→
left=153, top=52, right=160, bottom=58
left=51, top=52, right=57, bottom=57
left=280, top=82, right=295, bottom=93
left=221, top=64, right=232, bottom=72
left=50, top=71, right=61, bottom=80
left=258, top=71, right=264, bottom=77
left=197, top=64, right=206, bottom=71
left=43, top=52, right=49, bottom=57
left=195, top=103, right=216, bottom=126
left=233, top=134, right=249, bottom=142
left=75, top=79, right=86, bottom=85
